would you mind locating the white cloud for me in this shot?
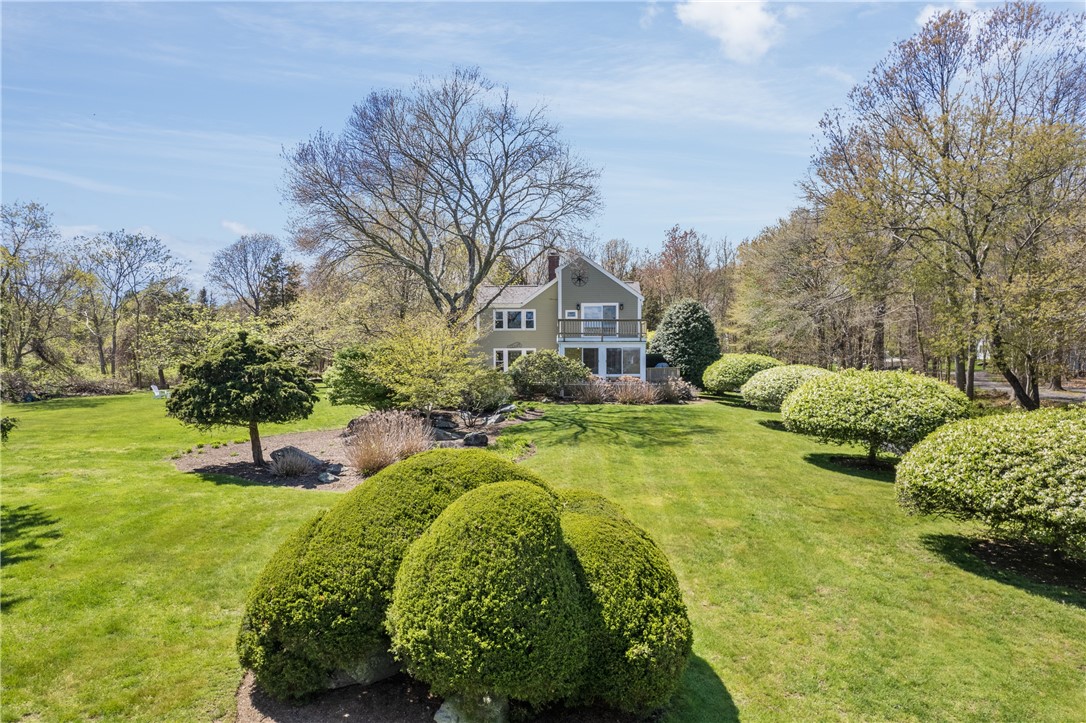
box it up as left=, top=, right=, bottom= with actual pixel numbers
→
left=816, top=65, right=855, bottom=87
left=221, top=220, right=255, bottom=236
left=640, top=1, right=662, bottom=29
left=57, top=224, right=102, bottom=241
left=5, top=163, right=176, bottom=199
left=915, top=0, right=977, bottom=27
left=675, top=1, right=783, bottom=63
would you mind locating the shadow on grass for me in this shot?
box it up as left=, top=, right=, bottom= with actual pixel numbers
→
left=706, top=393, right=747, bottom=409
left=10, top=395, right=116, bottom=410
left=1, top=504, right=63, bottom=613
left=803, top=453, right=895, bottom=483
left=666, top=655, right=740, bottom=722
left=513, top=405, right=720, bottom=451
left=922, top=534, right=1086, bottom=609
left=757, top=420, right=787, bottom=432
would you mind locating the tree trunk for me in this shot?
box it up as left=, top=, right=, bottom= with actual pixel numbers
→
left=954, top=354, right=967, bottom=392
left=249, top=420, right=265, bottom=466
left=872, top=299, right=886, bottom=370
left=868, top=441, right=879, bottom=464
left=157, top=367, right=167, bottom=388
left=966, top=354, right=976, bottom=399
left=1050, top=375, right=1065, bottom=391
left=96, top=338, right=107, bottom=375
left=990, top=330, right=1040, bottom=410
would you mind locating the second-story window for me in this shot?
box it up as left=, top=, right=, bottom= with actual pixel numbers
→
left=493, top=309, right=535, bottom=330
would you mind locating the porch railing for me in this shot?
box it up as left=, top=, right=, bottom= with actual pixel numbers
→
left=557, top=319, right=647, bottom=341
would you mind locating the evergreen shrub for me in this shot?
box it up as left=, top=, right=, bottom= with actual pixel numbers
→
left=558, top=490, right=693, bottom=713
left=781, top=369, right=970, bottom=462
left=388, top=481, right=589, bottom=706
left=740, top=364, right=833, bottom=411
left=236, top=449, right=548, bottom=700
left=702, top=353, right=783, bottom=393
left=648, top=299, right=721, bottom=385
left=509, top=350, right=591, bottom=397
left=897, top=407, right=1086, bottom=560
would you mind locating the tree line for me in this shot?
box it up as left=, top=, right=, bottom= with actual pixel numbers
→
left=3, top=3, right=1082, bottom=410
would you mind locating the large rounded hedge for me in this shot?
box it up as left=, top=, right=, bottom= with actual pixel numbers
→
left=388, top=481, right=589, bottom=706
left=237, top=449, right=549, bottom=700
left=897, top=407, right=1086, bottom=560
left=781, top=370, right=971, bottom=462
left=558, top=490, right=693, bottom=714
left=740, top=364, right=833, bottom=411
left=703, top=354, right=783, bottom=394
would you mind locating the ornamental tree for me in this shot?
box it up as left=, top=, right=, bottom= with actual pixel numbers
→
left=166, top=331, right=317, bottom=465
left=648, top=299, right=721, bottom=385
left=781, top=369, right=970, bottom=463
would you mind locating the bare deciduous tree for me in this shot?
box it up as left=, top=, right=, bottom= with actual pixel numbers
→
left=285, top=67, right=601, bottom=322
left=207, top=233, right=285, bottom=317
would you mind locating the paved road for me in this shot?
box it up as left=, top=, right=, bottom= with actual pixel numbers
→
left=973, top=370, right=1086, bottom=405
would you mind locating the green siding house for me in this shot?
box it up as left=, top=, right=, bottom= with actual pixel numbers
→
left=477, top=253, right=647, bottom=379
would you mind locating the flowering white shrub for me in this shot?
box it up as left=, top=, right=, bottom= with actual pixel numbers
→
left=702, top=354, right=783, bottom=394
left=740, top=364, right=833, bottom=411
left=780, top=369, right=970, bottom=461
left=897, top=407, right=1086, bottom=560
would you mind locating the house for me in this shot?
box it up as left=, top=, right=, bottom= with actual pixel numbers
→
left=477, top=252, right=647, bottom=380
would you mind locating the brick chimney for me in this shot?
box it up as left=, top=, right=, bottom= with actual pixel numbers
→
left=546, top=251, right=560, bottom=282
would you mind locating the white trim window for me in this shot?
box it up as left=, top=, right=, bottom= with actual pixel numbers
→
left=493, top=309, right=535, bottom=331
left=494, top=348, right=535, bottom=371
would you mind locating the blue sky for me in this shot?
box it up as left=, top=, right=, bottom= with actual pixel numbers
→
left=3, top=1, right=1073, bottom=283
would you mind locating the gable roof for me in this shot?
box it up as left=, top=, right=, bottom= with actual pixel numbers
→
left=476, top=254, right=643, bottom=311
left=558, top=254, right=645, bottom=300
left=477, top=278, right=557, bottom=308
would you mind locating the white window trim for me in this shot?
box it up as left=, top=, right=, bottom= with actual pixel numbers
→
left=492, top=308, right=536, bottom=331
left=493, top=347, right=536, bottom=372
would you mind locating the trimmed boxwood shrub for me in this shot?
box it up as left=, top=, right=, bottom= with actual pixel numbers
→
left=388, top=481, right=589, bottom=706
left=781, top=369, right=971, bottom=462
left=508, top=349, right=591, bottom=397
left=740, top=364, right=833, bottom=411
left=558, top=490, right=693, bottom=714
left=648, top=299, right=721, bottom=386
left=897, top=407, right=1086, bottom=560
left=237, top=449, right=548, bottom=700
left=702, top=353, right=783, bottom=394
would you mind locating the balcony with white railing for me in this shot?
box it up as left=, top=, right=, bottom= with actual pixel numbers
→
left=557, top=318, right=647, bottom=342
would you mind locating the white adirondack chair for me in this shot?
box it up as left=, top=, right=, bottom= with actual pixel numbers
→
left=150, top=385, right=170, bottom=399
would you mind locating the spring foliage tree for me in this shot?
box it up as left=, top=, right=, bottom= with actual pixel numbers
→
left=809, top=2, right=1086, bottom=407
left=285, top=67, right=601, bottom=322
left=166, top=331, right=317, bottom=466
left=648, top=299, right=721, bottom=385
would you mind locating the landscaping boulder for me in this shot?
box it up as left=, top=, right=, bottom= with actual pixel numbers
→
left=318, top=472, right=338, bottom=484
left=434, top=695, right=509, bottom=723
left=463, top=432, right=488, bottom=447
left=270, top=446, right=323, bottom=469
left=432, top=417, right=458, bottom=430
left=433, top=428, right=464, bottom=442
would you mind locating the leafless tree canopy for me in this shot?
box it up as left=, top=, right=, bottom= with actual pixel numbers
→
left=285, top=67, right=602, bottom=321
left=207, top=233, right=284, bottom=316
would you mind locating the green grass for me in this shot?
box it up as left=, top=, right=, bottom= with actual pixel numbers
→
left=1, top=391, right=366, bottom=722
left=2, top=393, right=1084, bottom=721
left=506, top=399, right=1086, bottom=722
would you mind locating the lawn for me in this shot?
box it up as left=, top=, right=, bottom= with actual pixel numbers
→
left=2, top=393, right=1084, bottom=721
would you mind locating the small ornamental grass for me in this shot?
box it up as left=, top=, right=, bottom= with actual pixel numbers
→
left=781, top=369, right=971, bottom=462
left=575, top=377, right=614, bottom=404
left=654, top=376, right=700, bottom=404
left=612, top=377, right=660, bottom=405
left=740, top=364, right=833, bottom=411
left=703, top=354, right=783, bottom=394
left=345, top=410, right=434, bottom=475
left=897, top=407, right=1086, bottom=560
left=267, top=448, right=318, bottom=477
